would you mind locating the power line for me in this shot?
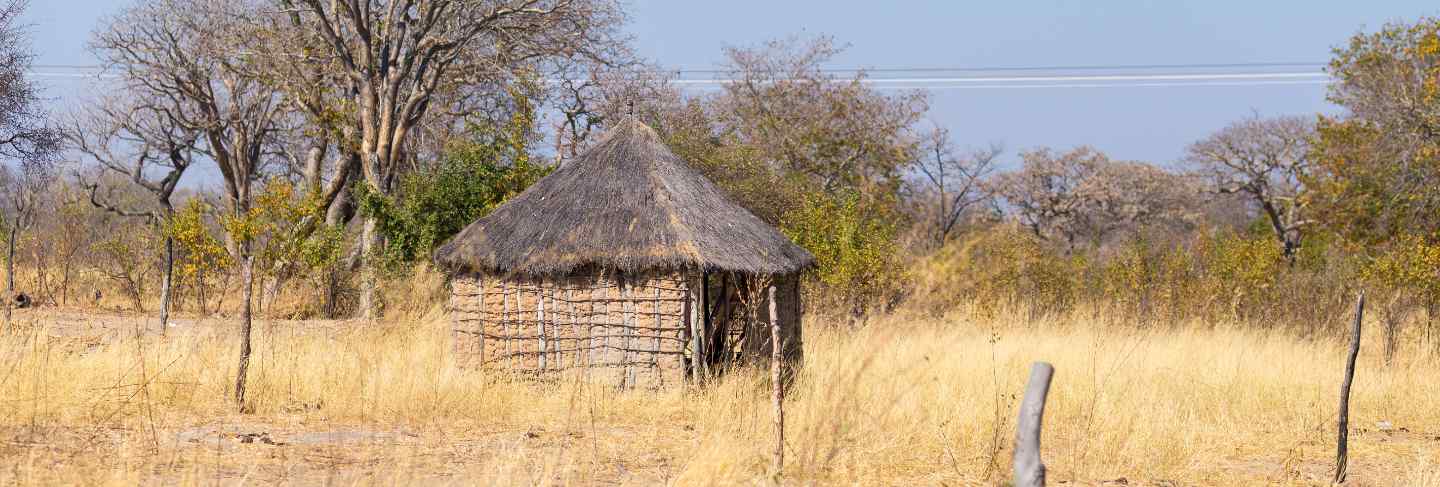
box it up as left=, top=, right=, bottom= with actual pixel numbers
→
left=30, top=64, right=106, bottom=70
left=665, top=61, right=1328, bottom=75
left=27, top=72, right=116, bottom=78
left=667, top=72, right=1327, bottom=85
left=31, top=61, right=1330, bottom=75
left=665, top=79, right=1331, bottom=91
left=29, top=71, right=1329, bottom=82
left=25, top=65, right=1335, bottom=91
left=906, top=79, right=1330, bottom=90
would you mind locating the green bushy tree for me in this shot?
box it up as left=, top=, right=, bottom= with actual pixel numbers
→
left=359, top=111, right=550, bottom=268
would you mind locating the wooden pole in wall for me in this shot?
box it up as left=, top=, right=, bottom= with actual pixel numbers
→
left=653, top=286, right=663, bottom=380
left=1013, top=361, right=1054, bottom=487
left=537, top=284, right=548, bottom=371
left=1335, top=292, right=1365, bottom=484
left=687, top=276, right=702, bottom=380
left=621, top=284, right=637, bottom=388
left=768, top=284, right=784, bottom=476
left=477, top=276, right=485, bottom=364
left=502, top=282, right=512, bottom=368
left=700, top=271, right=711, bottom=376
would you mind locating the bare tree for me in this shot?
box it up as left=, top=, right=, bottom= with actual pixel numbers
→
left=992, top=146, right=1201, bottom=250
left=0, top=0, right=60, bottom=322
left=69, top=93, right=199, bottom=332
left=910, top=126, right=1000, bottom=246
left=274, top=0, right=628, bottom=318
left=1, top=162, right=55, bottom=321
left=244, top=9, right=361, bottom=226
left=717, top=37, right=927, bottom=200
left=93, top=0, right=288, bottom=408
left=0, top=0, right=59, bottom=166
left=38, top=183, right=101, bottom=306
left=1185, top=115, right=1314, bottom=259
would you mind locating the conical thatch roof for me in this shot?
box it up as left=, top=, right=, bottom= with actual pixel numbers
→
left=434, top=116, right=815, bottom=278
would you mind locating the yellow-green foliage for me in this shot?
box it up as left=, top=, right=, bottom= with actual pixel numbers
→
left=1204, top=232, right=1285, bottom=294
left=783, top=191, right=906, bottom=315
left=165, top=199, right=231, bottom=310
left=911, top=224, right=1082, bottom=317
left=1096, top=236, right=1195, bottom=317
left=249, top=180, right=344, bottom=272
left=219, top=180, right=318, bottom=250
left=1363, top=234, right=1440, bottom=304
left=1311, top=17, right=1440, bottom=244
left=90, top=222, right=159, bottom=309
left=166, top=199, right=231, bottom=278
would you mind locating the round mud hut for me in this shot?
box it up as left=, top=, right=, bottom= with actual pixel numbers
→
left=434, top=116, right=814, bottom=388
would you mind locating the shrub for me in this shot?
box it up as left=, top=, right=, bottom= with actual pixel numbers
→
left=910, top=223, right=1082, bottom=318
left=166, top=199, right=231, bottom=313
left=359, top=112, right=549, bottom=270
left=783, top=191, right=907, bottom=317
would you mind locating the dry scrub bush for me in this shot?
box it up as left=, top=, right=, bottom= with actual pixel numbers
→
left=908, top=224, right=1363, bottom=333
left=909, top=224, right=1082, bottom=319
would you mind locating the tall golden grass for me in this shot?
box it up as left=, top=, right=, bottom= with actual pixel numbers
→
left=1, top=301, right=1437, bottom=485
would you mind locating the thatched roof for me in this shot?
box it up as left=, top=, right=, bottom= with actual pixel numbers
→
left=434, top=116, right=815, bottom=278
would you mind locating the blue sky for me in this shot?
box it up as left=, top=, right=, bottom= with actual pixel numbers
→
left=22, top=0, right=1440, bottom=168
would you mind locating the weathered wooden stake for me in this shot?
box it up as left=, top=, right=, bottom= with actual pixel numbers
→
left=1335, top=292, right=1365, bottom=484
left=1014, top=361, right=1054, bottom=487
left=768, top=284, right=784, bottom=477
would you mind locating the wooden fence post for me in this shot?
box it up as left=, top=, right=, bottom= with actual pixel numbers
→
left=768, top=284, right=784, bottom=477
left=1335, top=292, right=1365, bottom=484
left=1014, top=361, right=1054, bottom=487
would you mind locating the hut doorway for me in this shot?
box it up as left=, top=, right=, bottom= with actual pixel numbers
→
left=686, top=270, right=802, bottom=381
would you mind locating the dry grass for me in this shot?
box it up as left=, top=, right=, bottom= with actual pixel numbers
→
left=1, top=303, right=1438, bottom=486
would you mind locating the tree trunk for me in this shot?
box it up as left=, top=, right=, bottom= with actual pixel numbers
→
left=358, top=215, right=380, bottom=320
left=234, top=246, right=255, bottom=411
left=1335, top=293, right=1364, bottom=484
left=59, top=259, right=69, bottom=306
left=1383, top=312, right=1399, bottom=367
left=159, top=235, right=174, bottom=335
left=3, top=225, right=14, bottom=326
left=324, top=265, right=340, bottom=319
left=5, top=225, right=14, bottom=294
left=263, top=274, right=281, bottom=315
left=32, top=247, right=49, bottom=305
